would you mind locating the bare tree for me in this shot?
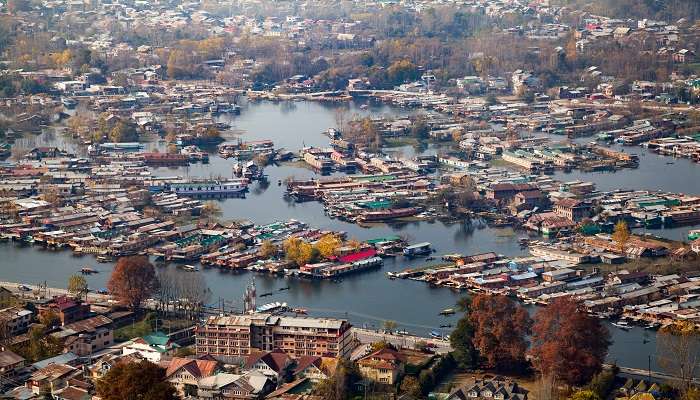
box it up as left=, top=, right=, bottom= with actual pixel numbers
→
left=657, top=321, right=700, bottom=393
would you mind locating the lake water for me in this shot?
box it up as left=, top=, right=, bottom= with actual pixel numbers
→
left=1, top=99, right=695, bottom=371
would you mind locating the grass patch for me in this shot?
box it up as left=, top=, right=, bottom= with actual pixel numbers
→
left=115, top=313, right=155, bottom=342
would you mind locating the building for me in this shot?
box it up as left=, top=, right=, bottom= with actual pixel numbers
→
left=244, top=349, right=293, bottom=381
left=554, top=198, right=592, bottom=221
left=0, top=349, right=26, bottom=380
left=448, top=377, right=528, bottom=400
left=56, top=315, right=113, bottom=357
left=196, top=314, right=353, bottom=360
left=38, top=296, right=90, bottom=326
left=0, top=307, right=33, bottom=336
left=164, top=356, right=220, bottom=397
left=26, top=363, right=78, bottom=396
left=122, top=331, right=179, bottom=363
left=196, top=371, right=273, bottom=399
left=357, top=348, right=406, bottom=385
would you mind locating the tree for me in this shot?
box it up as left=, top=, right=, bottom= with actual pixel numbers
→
left=38, top=311, right=59, bottom=329
left=107, top=256, right=158, bottom=310
left=450, top=315, right=478, bottom=369
left=314, top=234, right=342, bottom=259
left=67, top=274, right=89, bottom=301
left=530, top=297, right=611, bottom=387
left=200, top=201, right=222, bottom=223
left=258, top=240, right=279, bottom=259
left=15, top=325, right=64, bottom=362
left=314, top=358, right=361, bottom=400
left=369, top=340, right=397, bottom=353
left=586, top=367, right=618, bottom=399
left=109, top=121, right=138, bottom=143
left=657, top=321, right=700, bottom=393
left=410, top=117, right=430, bottom=139
left=469, top=294, right=531, bottom=372
left=96, top=360, right=178, bottom=400
left=382, top=320, right=398, bottom=333
left=568, top=390, right=602, bottom=400
left=612, top=220, right=631, bottom=253
left=400, top=376, right=422, bottom=397
left=283, top=237, right=315, bottom=267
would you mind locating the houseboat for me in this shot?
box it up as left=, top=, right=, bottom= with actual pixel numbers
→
left=170, top=180, right=248, bottom=197
left=403, top=242, right=432, bottom=257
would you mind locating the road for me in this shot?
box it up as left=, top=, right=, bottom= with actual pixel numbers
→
left=351, top=327, right=452, bottom=355
left=0, top=280, right=112, bottom=303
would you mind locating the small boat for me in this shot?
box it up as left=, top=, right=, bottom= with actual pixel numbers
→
left=439, top=324, right=452, bottom=328
left=430, top=330, right=442, bottom=339
left=612, top=321, right=630, bottom=330
left=182, top=265, right=199, bottom=272
left=425, top=256, right=435, bottom=261
left=96, top=255, right=113, bottom=263
left=439, top=308, right=456, bottom=316
left=259, top=292, right=273, bottom=297
left=278, top=286, right=290, bottom=291
left=80, top=267, right=98, bottom=275
left=292, top=307, right=307, bottom=314
left=359, top=104, right=369, bottom=110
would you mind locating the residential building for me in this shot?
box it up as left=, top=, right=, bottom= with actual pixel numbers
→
left=447, top=377, right=528, bottom=400
left=0, top=349, right=26, bottom=380
left=0, top=308, right=33, bottom=336
left=357, top=348, right=406, bottom=385
left=196, top=371, right=274, bottom=399
left=196, top=314, right=353, bottom=360
left=26, top=363, right=77, bottom=396
left=37, top=296, right=90, bottom=326
left=554, top=198, right=592, bottom=221
left=164, top=356, right=220, bottom=397
left=122, top=331, right=179, bottom=363
left=56, top=315, right=113, bottom=357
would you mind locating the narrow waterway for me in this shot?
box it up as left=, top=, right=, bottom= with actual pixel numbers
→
left=2, top=99, right=696, bottom=371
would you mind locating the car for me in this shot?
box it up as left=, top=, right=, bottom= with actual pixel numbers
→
left=17, top=285, right=31, bottom=291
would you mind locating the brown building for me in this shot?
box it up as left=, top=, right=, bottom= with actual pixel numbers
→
left=195, top=314, right=353, bottom=360
left=554, top=198, right=592, bottom=222
left=37, top=296, right=90, bottom=326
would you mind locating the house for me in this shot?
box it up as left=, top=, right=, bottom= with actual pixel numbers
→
left=164, top=356, right=220, bottom=397
left=56, top=315, right=113, bottom=357
left=196, top=371, right=274, bottom=399
left=37, top=296, right=90, bottom=326
left=244, top=349, right=293, bottom=382
left=122, top=331, right=179, bottom=363
left=0, top=308, right=33, bottom=335
left=292, top=356, right=336, bottom=383
left=554, top=199, right=592, bottom=222
left=26, top=363, right=77, bottom=396
left=88, top=353, right=144, bottom=379
left=512, top=190, right=546, bottom=211
left=0, top=349, right=26, bottom=380
left=357, top=348, right=406, bottom=385
left=0, top=287, right=15, bottom=307
left=448, top=377, right=528, bottom=400
left=52, top=385, right=91, bottom=400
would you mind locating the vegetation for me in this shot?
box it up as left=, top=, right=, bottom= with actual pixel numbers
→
left=107, top=256, right=158, bottom=310
left=612, top=220, right=631, bottom=253
left=530, top=297, right=611, bottom=387
left=469, top=294, right=531, bottom=372
left=12, top=325, right=63, bottom=362
left=314, top=358, right=362, bottom=400
left=657, top=321, right=700, bottom=393
left=67, top=274, right=89, bottom=301
left=96, top=360, right=179, bottom=400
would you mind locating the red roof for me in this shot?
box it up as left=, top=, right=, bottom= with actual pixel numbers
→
left=338, top=249, right=377, bottom=263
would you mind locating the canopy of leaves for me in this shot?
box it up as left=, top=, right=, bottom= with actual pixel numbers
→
left=96, top=360, right=179, bottom=400
left=107, top=256, right=158, bottom=310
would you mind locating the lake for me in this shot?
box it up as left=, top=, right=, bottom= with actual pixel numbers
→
left=1, top=99, right=693, bottom=371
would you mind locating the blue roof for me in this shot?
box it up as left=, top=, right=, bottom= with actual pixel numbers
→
left=32, top=352, right=79, bottom=369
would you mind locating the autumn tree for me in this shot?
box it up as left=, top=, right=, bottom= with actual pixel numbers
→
left=107, top=256, right=158, bottom=310
left=530, top=297, right=611, bottom=387
left=314, top=234, right=342, bottom=259
left=96, top=360, right=178, bottom=400
left=314, top=358, right=361, bottom=400
left=568, top=390, right=602, bottom=400
left=109, top=120, right=139, bottom=143
left=657, top=321, right=700, bottom=393
left=283, top=237, right=315, bottom=267
left=400, top=376, right=422, bottom=397
left=67, top=274, right=89, bottom=301
left=200, top=201, right=222, bottom=223
left=469, top=294, right=532, bottom=372
left=258, top=240, right=279, bottom=259
left=612, top=220, right=631, bottom=253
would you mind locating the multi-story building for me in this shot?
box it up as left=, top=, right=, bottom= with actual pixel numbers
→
left=196, top=314, right=353, bottom=360
left=0, top=307, right=33, bottom=336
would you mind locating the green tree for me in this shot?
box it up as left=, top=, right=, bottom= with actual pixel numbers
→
left=109, top=121, right=139, bottom=143
left=450, top=315, right=478, bottom=369
left=410, top=117, right=430, bottom=139
left=67, top=274, right=88, bottom=301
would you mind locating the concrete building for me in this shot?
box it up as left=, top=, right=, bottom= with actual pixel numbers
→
left=196, top=314, right=353, bottom=360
